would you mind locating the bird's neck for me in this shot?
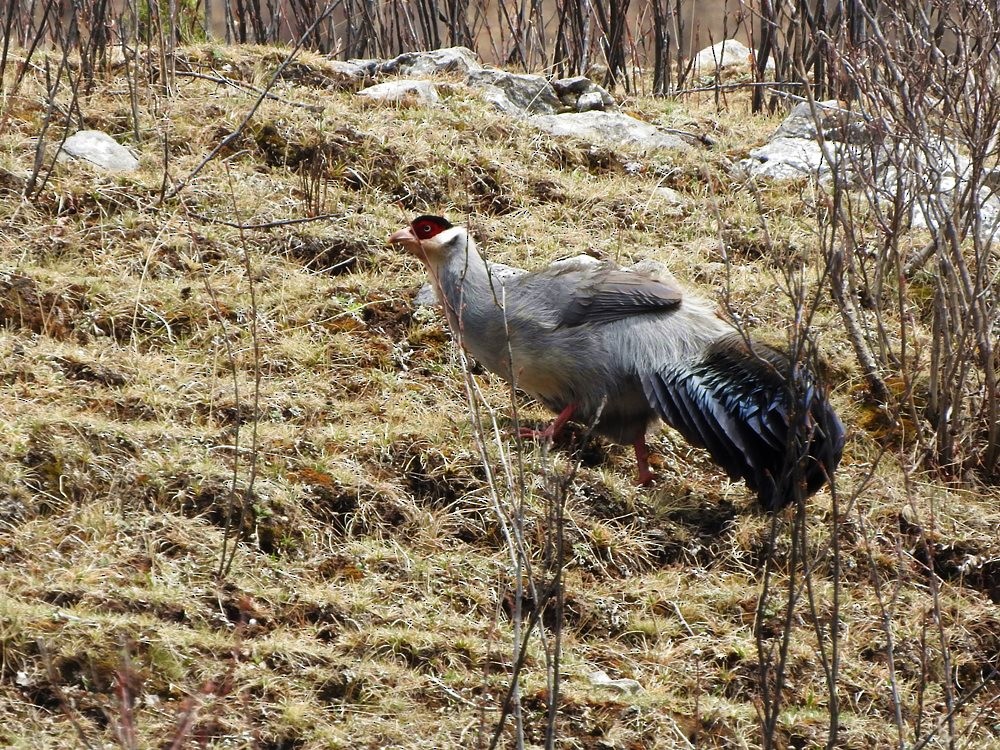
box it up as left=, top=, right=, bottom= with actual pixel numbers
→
left=425, top=235, right=508, bottom=358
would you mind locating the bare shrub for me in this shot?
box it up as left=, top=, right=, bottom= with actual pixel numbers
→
left=819, top=0, right=1000, bottom=485
left=793, top=2, right=1000, bottom=747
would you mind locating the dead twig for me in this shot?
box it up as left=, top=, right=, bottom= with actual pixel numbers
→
left=187, top=210, right=340, bottom=230
left=175, top=69, right=324, bottom=112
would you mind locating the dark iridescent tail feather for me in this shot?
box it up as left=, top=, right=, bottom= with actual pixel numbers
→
left=642, top=333, right=845, bottom=511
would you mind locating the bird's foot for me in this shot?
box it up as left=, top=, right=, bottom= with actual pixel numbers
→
left=518, top=425, right=557, bottom=441
left=517, top=403, right=577, bottom=443
left=632, top=436, right=657, bottom=486
left=635, top=466, right=657, bottom=486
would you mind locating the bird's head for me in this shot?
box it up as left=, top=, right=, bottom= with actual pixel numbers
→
left=388, top=215, right=467, bottom=266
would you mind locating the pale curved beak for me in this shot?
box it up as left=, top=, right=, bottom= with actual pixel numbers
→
left=388, top=226, right=419, bottom=253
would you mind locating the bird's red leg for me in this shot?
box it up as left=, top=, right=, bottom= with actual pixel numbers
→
left=632, top=435, right=656, bottom=485
left=518, top=403, right=577, bottom=441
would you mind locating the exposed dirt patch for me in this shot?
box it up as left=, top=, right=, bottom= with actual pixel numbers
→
left=50, top=355, right=128, bottom=387
left=393, top=439, right=483, bottom=509
left=247, top=120, right=448, bottom=212
left=529, top=176, right=567, bottom=203
left=279, top=232, right=366, bottom=274
left=249, top=123, right=386, bottom=174
left=287, top=467, right=359, bottom=534
left=468, top=162, right=520, bottom=215
left=362, top=298, right=413, bottom=341
left=654, top=497, right=741, bottom=566
left=210, top=583, right=274, bottom=635
left=722, top=227, right=802, bottom=268
left=0, top=168, right=28, bottom=195
left=0, top=272, right=89, bottom=341
left=540, top=140, right=625, bottom=174
left=908, top=530, right=1000, bottom=604
left=83, top=394, right=160, bottom=422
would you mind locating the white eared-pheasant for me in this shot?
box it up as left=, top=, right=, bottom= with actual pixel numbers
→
left=389, top=215, right=844, bottom=511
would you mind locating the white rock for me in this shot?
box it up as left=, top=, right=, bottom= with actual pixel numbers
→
left=357, top=80, right=440, bottom=105
left=628, top=259, right=683, bottom=288
left=467, top=69, right=563, bottom=115
left=772, top=99, right=874, bottom=144
left=380, top=47, right=482, bottom=76
left=693, top=39, right=774, bottom=76
left=589, top=670, right=643, bottom=695
left=576, top=91, right=605, bottom=112
left=280, top=59, right=372, bottom=89
left=326, top=60, right=373, bottom=86
left=741, top=137, right=831, bottom=179
left=910, top=188, right=1000, bottom=240
left=550, top=76, right=594, bottom=96
left=653, top=186, right=685, bottom=204
left=414, top=283, right=438, bottom=307
left=529, top=111, right=689, bottom=151
left=552, top=76, right=615, bottom=110
left=476, top=85, right=526, bottom=115
left=975, top=195, right=1000, bottom=239
left=58, top=130, right=139, bottom=173
left=347, top=58, right=380, bottom=77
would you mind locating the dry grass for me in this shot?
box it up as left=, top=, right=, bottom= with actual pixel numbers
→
left=0, top=44, right=997, bottom=749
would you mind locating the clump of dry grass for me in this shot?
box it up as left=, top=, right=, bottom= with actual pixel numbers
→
left=0, top=45, right=997, bottom=750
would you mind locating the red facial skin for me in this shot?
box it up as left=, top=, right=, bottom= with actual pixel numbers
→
left=388, top=215, right=453, bottom=259
left=410, top=216, right=450, bottom=240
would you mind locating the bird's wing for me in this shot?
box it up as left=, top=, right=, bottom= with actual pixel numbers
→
left=526, top=263, right=684, bottom=327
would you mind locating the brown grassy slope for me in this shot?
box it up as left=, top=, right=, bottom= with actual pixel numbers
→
left=0, top=45, right=997, bottom=749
